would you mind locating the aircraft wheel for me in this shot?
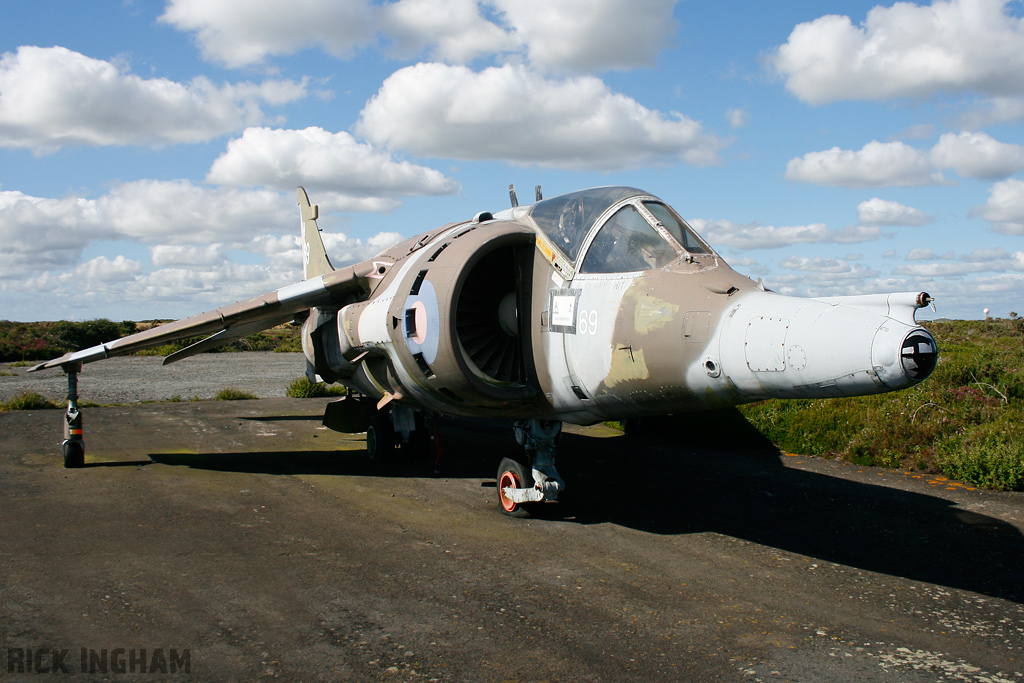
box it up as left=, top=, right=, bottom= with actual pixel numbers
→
left=366, top=413, right=395, bottom=461
left=62, top=441, right=85, bottom=468
left=497, top=457, right=534, bottom=518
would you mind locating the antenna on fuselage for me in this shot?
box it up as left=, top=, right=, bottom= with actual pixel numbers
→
left=508, top=184, right=518, bottom=208
left=536, top=185, right=543, bottom=201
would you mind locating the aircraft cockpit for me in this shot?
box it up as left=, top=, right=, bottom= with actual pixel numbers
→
left=526, top=186, right=714, bottom=274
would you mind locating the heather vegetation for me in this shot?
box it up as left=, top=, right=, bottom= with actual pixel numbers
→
left=738, top=318, right=1024, bottom=491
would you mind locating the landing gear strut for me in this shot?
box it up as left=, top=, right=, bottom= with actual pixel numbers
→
left=62, top=362, right=85, bottom=468
left=366, top=403, right=435, bottom=461
left=497, top=420, right=565, bottom=516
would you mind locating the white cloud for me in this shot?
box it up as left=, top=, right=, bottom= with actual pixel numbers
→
left=0, top=182, right=291, bottom=280
left=771, top=0, right=1024, bottom=105
left=150, top=244, right=227, bottom=268
left=780, top=256, right=875, bottom=277
left=493, top=0, right=678, bottom=72
left=692, top=217, right=887, bottom=250
left=206, top=127, right=459, bottom=205
left=357, top=63, right=722, bottom=169
left=894, top=261, right=983, bottom=277
left=973, top=178, right=1024, bottom=234
left=785, top=141, right=944, bottom=187
left=691, top=219, right=830, bottom=250
left=159, top=0, right=374, bottom=68
left=77, top=255, right=143, bottom=282
left=959, top=95, right=1024, bottom=127
left=380, top=0, right=517, bottom=64
left=725, top=108, right=750, bottom=129
left=894, top=246, right=1024, bottom=277
left=248, top=231, right=403, bottom=272
left=930, top=131, right=1024, bottom=179
left=162, top=0, right=678, bottom=73
left=0, top=46, right=308, bottom=152
left=907, top=248, right=955, bottom=261
left=857, top=198, right=932, bottom=226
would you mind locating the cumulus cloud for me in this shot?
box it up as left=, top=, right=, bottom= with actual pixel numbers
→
left=159, top=0, right=375, bottom=68
left=161, top=0, right=677, bottom=72
left=357, top=63, right=722, bottom=169
left=771, top=0, right=1024, bottom=105
left=907, top=248, right=955, bottom=261
left=691, top=217, right=887, bottom=250
left=959, top=95, right=1024, bottom=126
left=1, top=181, right=407, bottom=316
left=930, top=131, right=1024, bottom=179
left=785, top=141, right=944, bottom=187
left=0, top=182, right=294, bottom=280
left=780, top=256, right=877, bottom=278
left=691, top=219, right=830, bottom=250
left=206, top=127, right=459, bottom=206
left=972, top=178, right=1024, bottom=234
left=0, top=180, right=418, bottom=271
left=150, top=244, right=227, bottom=268
left=857, top=198, right=932, bottom=226
left=380, top=0, right=517, bottom=63
left=894, top=247, right=1024, bottom=277
left=494, top=0, right=677, bottom=72
left=0, top=46, right=308, bottom=152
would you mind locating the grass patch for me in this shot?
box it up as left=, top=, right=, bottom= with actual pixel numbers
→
left=737, top=318, right=1024, bottom=490
left=1, top=391, right=60, bottom=411
left=213, top=388, right=259, bottom=401
left=285, top=376, right=347, bottom=398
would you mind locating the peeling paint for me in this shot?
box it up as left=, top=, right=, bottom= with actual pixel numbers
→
left=634, top=294, right=679, bottom=335
left=605, top=347, right=649, bottom=388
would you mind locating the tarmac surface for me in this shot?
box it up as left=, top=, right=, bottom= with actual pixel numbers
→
left=2, top=392, right=1024, bottom=681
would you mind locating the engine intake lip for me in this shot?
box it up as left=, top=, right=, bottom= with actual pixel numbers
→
left=900, top=329, right=938, bottom=381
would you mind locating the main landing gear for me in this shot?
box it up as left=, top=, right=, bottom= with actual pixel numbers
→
left=366, top=403, right=435, bottom=462
left=497, top=419, right=565, bottom=517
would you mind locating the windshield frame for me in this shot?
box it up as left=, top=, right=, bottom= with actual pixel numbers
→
left=527, top=186, right=647, bottom=263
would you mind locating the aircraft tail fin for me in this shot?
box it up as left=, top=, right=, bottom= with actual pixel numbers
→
left=298, top=187, right=334, bottom=280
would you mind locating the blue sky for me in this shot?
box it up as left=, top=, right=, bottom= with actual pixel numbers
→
left=2, top=0, right=1023, bottom=321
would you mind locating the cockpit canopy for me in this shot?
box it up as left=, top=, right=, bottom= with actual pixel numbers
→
left=526, top=186, right=712, bottom=274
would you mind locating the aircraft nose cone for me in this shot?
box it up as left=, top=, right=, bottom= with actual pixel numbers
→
left=900, top=328, right=938, bottom=382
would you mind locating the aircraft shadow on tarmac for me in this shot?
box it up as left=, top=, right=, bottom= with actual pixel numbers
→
left=147, top=409, right=1024, bottom=605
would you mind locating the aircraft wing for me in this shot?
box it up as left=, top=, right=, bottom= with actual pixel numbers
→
left=30, top=261, right=374, bottom=372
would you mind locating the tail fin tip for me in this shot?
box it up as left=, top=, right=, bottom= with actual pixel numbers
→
left=297, top=186, right=333, bottom=280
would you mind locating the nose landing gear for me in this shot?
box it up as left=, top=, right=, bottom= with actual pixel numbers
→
left=497, top=419, right=565, bottom=517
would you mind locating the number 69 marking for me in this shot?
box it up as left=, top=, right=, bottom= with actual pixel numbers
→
left=577, top=309, right=598, bottom=335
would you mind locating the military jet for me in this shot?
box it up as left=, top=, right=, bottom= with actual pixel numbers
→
left=33, top=185, right=938, bottom=516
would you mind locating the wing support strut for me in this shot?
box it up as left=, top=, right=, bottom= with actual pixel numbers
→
left=61, top=362, right=85, bottom=468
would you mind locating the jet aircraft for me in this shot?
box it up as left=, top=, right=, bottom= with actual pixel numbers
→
left=33, top=185, right=938, bottom=516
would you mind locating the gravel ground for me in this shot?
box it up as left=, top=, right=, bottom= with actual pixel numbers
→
left=0, top=352, right=308, bottom=404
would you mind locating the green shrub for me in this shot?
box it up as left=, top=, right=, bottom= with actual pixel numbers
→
left=213, top=388, right=259, bottom=401
left=1, top=391, right=60, bottom=411
left=935, top=415, right=1024, bottom=490
left=286, top=376, right=347, bottom=398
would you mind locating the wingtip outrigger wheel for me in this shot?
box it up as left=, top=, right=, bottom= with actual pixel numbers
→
left=61, top=362, right=85, bottom=468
